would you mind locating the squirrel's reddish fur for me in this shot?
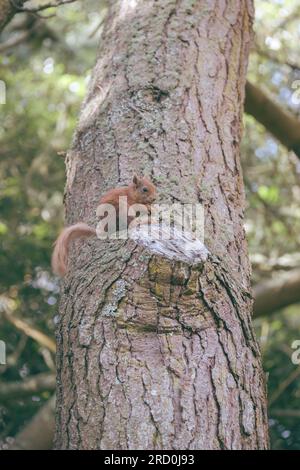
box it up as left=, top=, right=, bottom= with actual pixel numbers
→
left=52, top=175, right=156, bottom=276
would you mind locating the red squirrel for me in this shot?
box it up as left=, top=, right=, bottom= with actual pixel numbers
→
left=52, top=175, right=156, bottom=277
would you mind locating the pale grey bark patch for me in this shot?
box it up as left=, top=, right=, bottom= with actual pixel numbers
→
left=129, top=224, right=209, bottom=265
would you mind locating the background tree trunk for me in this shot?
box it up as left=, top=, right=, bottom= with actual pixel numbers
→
left=9, top=395, right=55, bottom=450
left=0, top=1, right=25, bottom=34
left=55, top=0, right=269, bottom=449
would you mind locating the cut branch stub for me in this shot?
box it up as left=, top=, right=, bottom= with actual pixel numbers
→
left=129, top=224, right=210, bottom=266
left=113, top=224, right=212, bottom=335
left=112, top=224, right=258, bottom=357
left=71, top=225, right=265, bottom=449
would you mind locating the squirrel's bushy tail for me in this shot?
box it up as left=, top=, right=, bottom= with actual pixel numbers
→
left=52, top=223, right=96, bottom=277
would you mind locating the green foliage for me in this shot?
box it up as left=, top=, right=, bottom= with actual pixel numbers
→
left=255, top=308, right=300, bottom=450
left=243, top=0, right=300, bottom=449
left=0, top=0, right=103, bottom=444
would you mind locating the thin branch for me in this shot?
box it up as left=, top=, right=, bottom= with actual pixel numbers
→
left=251, top=252, right=300, bottom=273
left=40, top=347, right=56, bottom=371
left=245, top=81, right=300, bottom=158
left=255, top=41, right=300, bottom=72
left=10, top=0, right=76, bottom=13
left=244, top=176, right=288, bottom=226
left=1, top=0, right=73, bottom=34
left=0, top=14, right=58, bottom=51
left=274, top=5, right=300, bottom=32
left=271, top=409, right=300, bottom=419
left=0, top=372, right=55, bottom=400
left=0, top=1, right=26, bottom=34
left=253, top=268, right=300, bottom=318
left=0, top=29, right=30, bottom=52
left=0, top=334, right=28, bottom=374
left=269, top=366, right=300, bottom=406
left=3, top=311, right=56, bottom=353
left=88, top=16, right=106, bottom=39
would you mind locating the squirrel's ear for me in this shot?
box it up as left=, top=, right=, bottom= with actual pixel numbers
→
left=133, top=174, right=141, bottom=187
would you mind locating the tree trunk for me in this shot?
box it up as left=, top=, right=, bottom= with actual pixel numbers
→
left=55, top=0, right=269, bottom=450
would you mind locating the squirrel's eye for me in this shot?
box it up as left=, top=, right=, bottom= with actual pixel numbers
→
left=142, top=187, right=148, bottom=193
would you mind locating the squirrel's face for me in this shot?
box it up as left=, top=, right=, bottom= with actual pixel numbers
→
left=132, top=175, right=157, bottom=204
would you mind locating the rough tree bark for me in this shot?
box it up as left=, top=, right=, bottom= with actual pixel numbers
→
left=55, top=0, right=269, bottom=449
